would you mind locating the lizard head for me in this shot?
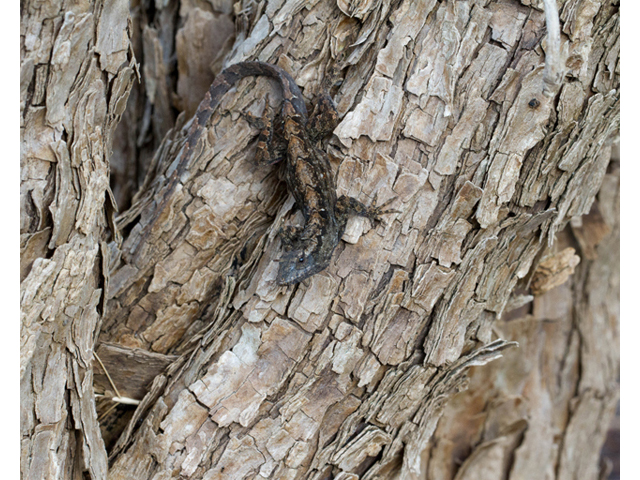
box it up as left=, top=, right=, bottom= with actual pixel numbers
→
left=276, top=239, right=327, bottom=285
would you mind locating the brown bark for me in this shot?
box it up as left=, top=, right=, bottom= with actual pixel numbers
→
left=20, top=0, right=136, bottom=478
left=20, top=0, right=619, bottom=479
left=425, top=156, right=619, bottom=480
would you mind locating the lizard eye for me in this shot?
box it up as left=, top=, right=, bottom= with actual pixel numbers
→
left=298, top=256, right=305, bottom=263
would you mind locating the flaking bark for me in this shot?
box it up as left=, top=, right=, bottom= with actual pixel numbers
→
left=20, top=1, right=135, bottom=478
left=21, top=0, right=619, bottom=479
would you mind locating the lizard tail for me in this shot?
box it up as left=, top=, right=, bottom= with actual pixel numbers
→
left=206, top=62, right=307, bottom=118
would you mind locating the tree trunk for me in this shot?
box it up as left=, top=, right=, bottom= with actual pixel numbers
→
left=20, top=0, right=136, bottom=478
left=20, top=0, right=619, bottom=479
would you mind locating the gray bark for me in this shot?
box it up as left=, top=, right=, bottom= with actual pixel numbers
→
left=20, top=0, right=619, bottom=479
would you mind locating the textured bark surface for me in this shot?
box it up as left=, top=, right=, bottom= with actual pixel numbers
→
left=20, top=0, right=619, bottom=479
left=425, top=156, right=619, bottom=480
left=20, top=0, right=136, bottom=478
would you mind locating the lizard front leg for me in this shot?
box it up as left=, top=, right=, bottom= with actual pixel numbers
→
left=306, top=93, right=339, bottom=142
left=278, top=224, right=304, bottom=250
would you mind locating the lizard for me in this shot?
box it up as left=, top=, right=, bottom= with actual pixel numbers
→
left=141, top=61, right=396, bottom=285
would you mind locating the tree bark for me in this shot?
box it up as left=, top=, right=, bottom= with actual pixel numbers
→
left=20, top=1, right=136, bottom=478
left=20, top=0, right=619, bottom=479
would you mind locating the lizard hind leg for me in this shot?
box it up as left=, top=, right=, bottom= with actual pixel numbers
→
left=244, top=93, right=288, bottom=165
left=336, top=193, right=399, bottom=225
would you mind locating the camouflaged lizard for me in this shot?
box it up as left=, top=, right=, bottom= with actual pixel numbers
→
left=146, top=61, right=395, bottom=285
